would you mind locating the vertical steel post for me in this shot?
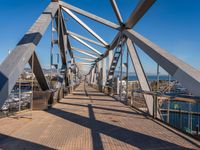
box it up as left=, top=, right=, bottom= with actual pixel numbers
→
left=102, top=58, right=106, bottom=91
left=126, top=47, right=129, bottom=102
left=18, top=75, right=21, bottom=114
left=153, top=94, right=158, bottom=119
left=188, top=102, right=192, bottom=133
left=108, top=50, right=113, bottom=94
left=109, top=50, right=113, bottom=69
left=156, top=64, right=160, bottom=92
left=119, top=43, right=123, bottom=101
left=31, top=53, right=34, bottom=118
left=98, top=61, right=102, bottom=90
left=167, top=99, right=170, bottom=123
left=94, top=65, right=97, bottom=87
left=71, top=59, right=74, bottom=92
left=168, top=74, right=171, bottom=93
left=91, top=68, right=94, bottom=85
left=50, top=17, right=54, bottom=88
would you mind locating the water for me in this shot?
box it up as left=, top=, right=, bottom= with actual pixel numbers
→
left=128, top=75, right=171, bottom=81
left=161, top=100, right=200, bottom=134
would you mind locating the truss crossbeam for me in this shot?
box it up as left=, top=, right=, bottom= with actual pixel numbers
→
left=0, top=2, right=59, bottom=107
left=60, top=1, right=120, bottom=30
left=124, top=29, right=200, bottom=96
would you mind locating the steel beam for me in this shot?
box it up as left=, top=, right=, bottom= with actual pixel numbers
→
left=110, top=32, right=122, bottom=50
left=66, top=35, right=74, bottom=58
left=0, top=2, right=59, bottom=107
left=124, top=29, right=200, bottom=96
left=74, top=56, right=95, bottom=62
left=59, top=19, right=74, bottom=61
left=71, top=47, right=98, bottom=59
left=70, top=34, right=102, bottom=55
left=56, top=10, right=67, bottom=66
left=76, top=62, right=92, bottom=65
left=95, top=0, right=156, bottom=62
left=28, top=52, right=49, bottom=90
left=127, top=39, right=154, bottom=116
left=55, top=9, right=71, bottom=88
left=125, top=0, right=156, bottom=29
left=90, top=68, right=94, bottom=84
left=102, top=58, right=106, bottom=87
left=62, top=7, right=109, bottom=46
left=91, top=68, right=95, bottom=84
left=101, top=32, right=121, bottom=64
left=110, top=0, right=123, bottom=25
left=67, top=31, right=105, bottom=48
left=108, top=50, right=113, bottom=69
left=60, top=1, right=120, bottom=30
left=61, top=14, right=73, bottom=58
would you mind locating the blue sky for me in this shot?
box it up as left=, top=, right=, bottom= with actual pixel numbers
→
left=0, top=0, right=200, bottom=74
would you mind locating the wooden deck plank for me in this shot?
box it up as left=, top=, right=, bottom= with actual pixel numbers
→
left=0, top=83, right=199, bottom=150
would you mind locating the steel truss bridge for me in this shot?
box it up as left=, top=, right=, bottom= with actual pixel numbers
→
left=0, top=0, right=200, bottom=149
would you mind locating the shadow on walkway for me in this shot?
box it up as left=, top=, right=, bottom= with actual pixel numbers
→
left=0, top=134, right=55, bottom=150
left=59, top=101, right=146, bottom=117
left=48, top=107, right=192, bottom=150
left=64, top=97, right=117, bottom=102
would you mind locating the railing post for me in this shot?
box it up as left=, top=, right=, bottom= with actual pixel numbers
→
left=167, top=99, right=170, bottom=123
left=126, top=48, right=129, bottom=103
left=119, top=44, right=123, bottom=101
left=131, top=91, right=134, bottom=106
left=153, top=94, right=158, bottom=119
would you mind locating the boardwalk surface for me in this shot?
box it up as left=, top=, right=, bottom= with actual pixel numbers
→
left=0, top=83, right=199, bottom=150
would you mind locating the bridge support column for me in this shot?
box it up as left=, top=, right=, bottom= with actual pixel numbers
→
left=107, top=50, right=113, bottom=94
left=108, top=50, right=113, bottom=69
left=93, top=65, right=97, bottom=87
left=126, top=38, right=154, bottom=116
left=97, top=61, right=100, bottom=90
left=90, top=67, right=94, bottom=85
left=102, top=58, right=106, bottom=92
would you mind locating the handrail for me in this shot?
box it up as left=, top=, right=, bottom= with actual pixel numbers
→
left=131, top=89, right=200, bottom=104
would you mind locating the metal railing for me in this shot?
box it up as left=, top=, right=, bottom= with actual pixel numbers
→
left=99, top=79, right=200, bottom=137
left=130, top=89, right=200, bottom=137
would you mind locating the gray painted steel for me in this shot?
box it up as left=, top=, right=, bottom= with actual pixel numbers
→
left=60, top=1, right=120, bottom=30
left=71, top=47, right=98, bottom=59
left=108, top=50, right=113, bottom=69
left=74, top=56, right=95, bottom=62
left=0, top=2, right=59, bottom=107
left=70, top=34, right=101, bottom=55
left=102, top=58, right=106, bottom=87
left=58, top=11, right=67, bottom=66
left=100, top=0, right=156, bottom=61
left=125, top=0, right=156, bottom=29
left=127, top=39, right=154, bottom=116
left=124, top=29, right=200, bottom=96
left=62, top=7, right=109, bottom=46
left=67, top=31, right=105, bottom=48
left=28, top=52, right=49, bottom=91
left=110, top=0, right=123, bottom=25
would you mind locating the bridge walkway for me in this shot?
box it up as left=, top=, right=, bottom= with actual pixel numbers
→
left=0, top=82, right=199, bottom=150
